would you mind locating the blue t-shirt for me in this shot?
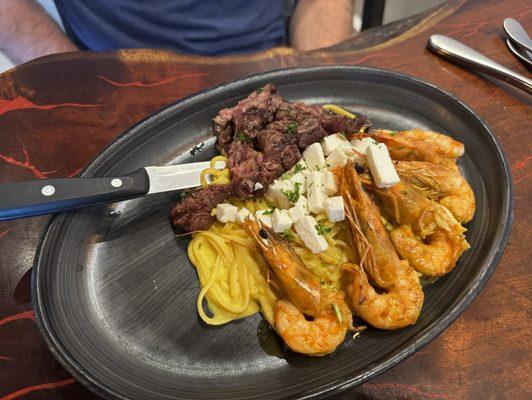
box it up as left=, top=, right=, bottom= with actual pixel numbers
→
left=54, top=0, right=286, bottom=56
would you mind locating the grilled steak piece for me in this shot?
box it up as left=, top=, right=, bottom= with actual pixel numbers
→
left=170, top=184, right=232, bottom=231
left=213, top=84, right=284, bottom=152
left=296, top=118, right=328, bottom=149
left=227, top=141, right=263, bottom=198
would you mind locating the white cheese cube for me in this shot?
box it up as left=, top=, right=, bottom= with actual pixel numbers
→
left=367, top=143, right=400, bottom=188
left=294, top=195, right=310, bottom=214
left=308, top=186, right=329, bottom=214
left=306, top=171, right=324, bottom=192
left=254, top=182, right=264, bottom=191
left=272, top=209, right=292, bottom=233
left=294, top=216, right=328, bottom=254
left=350, top=137, right=378, bottom=164
left=322, top=171, right=338, bottom=195
left=326, top=196, right=345, bottom=222
left=326, top=147, right=348, bottom=169
left=264, top=181, right=282, bottom=205
left=303, top=142, right=326, bottom=172
left=288, top=203, right=306, bottom=223
left=351, top=137, right=377, bottom=154
left=322, top=133, right=348, bottom=156
left=276, top=180, right=299, bottom=209
left=255, top=210, right=273, bottom=228
left=216, top=203, right=238, bottom=223
left=236, top=208, right=254, bottom=223
left=289, top=172, right=306, bottom=195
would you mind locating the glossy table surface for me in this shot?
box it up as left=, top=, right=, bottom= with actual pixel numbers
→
left=0, top=0, right=530, bottom=399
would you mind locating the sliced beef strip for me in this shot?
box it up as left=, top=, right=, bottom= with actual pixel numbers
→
left=320, top=111, right=372, bottom=134
left=256, top=128, right=301, bottom=174
left=170, top=184, right=232, bottom=232
left=213, top=108, right=234, bottom=152
left=227, top=141, right=264, bottom=198
left=296, top=118, right=328, bottom=149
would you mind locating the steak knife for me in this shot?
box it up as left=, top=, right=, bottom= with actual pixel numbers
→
left=0, top=161, right=213, bottom=221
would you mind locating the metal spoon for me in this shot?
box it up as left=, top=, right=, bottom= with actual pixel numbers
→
left=506, top=38, right=532, bottom=68
left=503, top=18, right=532, bottom=53
left=427, top=34, right=532, bottom=95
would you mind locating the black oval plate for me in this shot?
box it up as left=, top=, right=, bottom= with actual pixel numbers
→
left=32, top=66, right=513, bottom=400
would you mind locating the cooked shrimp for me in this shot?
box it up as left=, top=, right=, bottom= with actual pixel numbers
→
left=336, top=163, right=424, bottom=329
left=394, top=161, right=475, bottom=222
left=396, top=129, right=464, bottom=158
left=368, top=129, right=462, bottom=170
left=367, top=180, right=470, bottom=276
left=274, top=289, right=352, bottom=356
left=243, top=219, right=321, bottom=317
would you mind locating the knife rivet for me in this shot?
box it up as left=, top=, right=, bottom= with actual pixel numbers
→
left=41, top=185, right=55, bottom=196
left=111, top=178, right=123, bottom=188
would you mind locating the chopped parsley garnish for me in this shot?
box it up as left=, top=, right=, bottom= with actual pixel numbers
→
left=400, top=190, right=408, bottom=195
left=407, top=150, right=416, bottom=156
left=294, top=163, right=306, bottom=173
left=281, top=163, right=307, bottom=180
left=262, top=208, right=275, bottom=215
left=280, top=171, right=292, bottom=180
left=281, top=182, right=301, bottom=203
left=286, top=121, right=298, bottom=135
left=315, top=223, right=332, bottom=236
left=280, top=229, right=295, bottom=241
left=338, top=132, right=347, bottom=140
left=389, top=131, right=398, bottom=136
left=236, top=131, right=250, bottom=143
left=256, top=87, right=263, bottom=93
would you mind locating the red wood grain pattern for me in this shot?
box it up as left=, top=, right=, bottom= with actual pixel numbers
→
left=0, top=0, right=530, bottom=398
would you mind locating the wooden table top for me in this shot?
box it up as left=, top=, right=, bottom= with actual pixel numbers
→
left=0, top=0, right=530, bottom=398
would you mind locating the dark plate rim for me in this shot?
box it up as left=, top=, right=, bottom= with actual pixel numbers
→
left=32, top=65, right=515, bottom=400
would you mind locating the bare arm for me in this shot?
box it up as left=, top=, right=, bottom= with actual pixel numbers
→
left=290, top=0, right=354, bottom=51
left=0, top=0, right=77, bottom=65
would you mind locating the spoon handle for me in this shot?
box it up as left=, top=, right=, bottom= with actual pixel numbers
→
left=428, top=34, right=532, bottom=95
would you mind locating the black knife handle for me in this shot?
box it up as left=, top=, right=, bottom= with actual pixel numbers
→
left=0, top=169, right=150, bottom=221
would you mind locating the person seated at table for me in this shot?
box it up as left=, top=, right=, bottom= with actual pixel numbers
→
left=0, top=0, right=354, bottom=65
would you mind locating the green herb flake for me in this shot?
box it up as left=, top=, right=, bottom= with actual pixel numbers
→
left=338, top=132, right=347, bottom=140
left=281, top=182, right=301, bottom=204
left=389, top=131, right=398, bottom=136
left=280, top=171, right=292, bottom=180
left=236, top=131, right=250, bottom=143
left=315, top=223, right=332, bottom=236
left=256, top=87, right=263, bottom=93
left=400, top=190, right=408, bottom=196
left=262, top=208, right=275, bottom=215
left=407, top=150, right=416, bottom=156
left=286, top=121, right=298, bottom=135
left=280, top=229, right=295, bottom=241
left=294, top=163, right=306, bottom=173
